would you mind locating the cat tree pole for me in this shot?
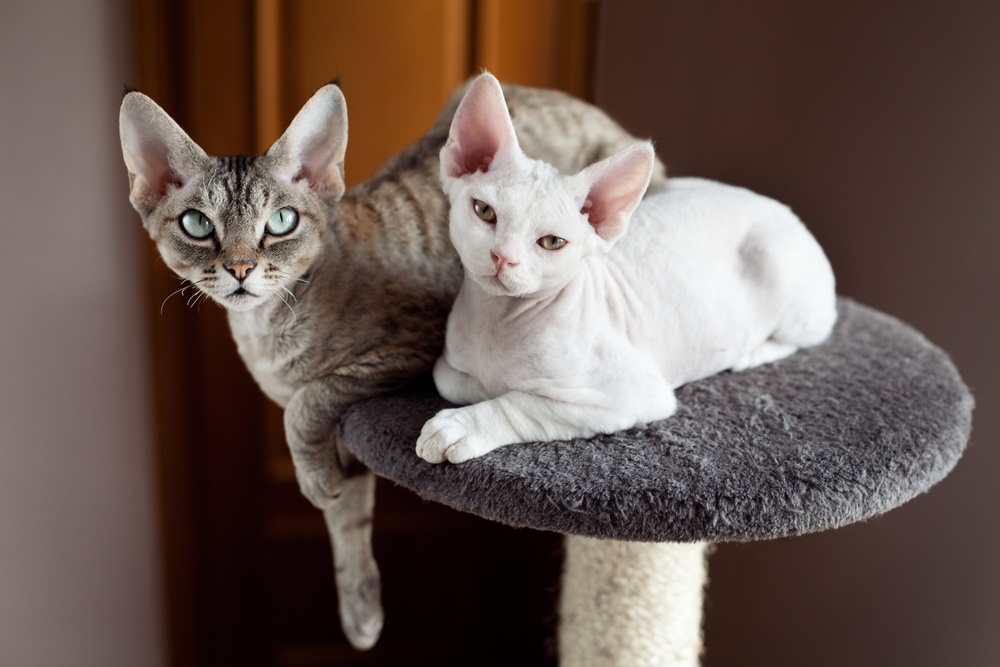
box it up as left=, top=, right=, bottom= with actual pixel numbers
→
left=559, top=538, right=707, bottom=665
left=341, top=299, right=972, bottom=665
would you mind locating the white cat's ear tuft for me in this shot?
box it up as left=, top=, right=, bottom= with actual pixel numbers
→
left=441, top=72, right=520, bottom=186
left=266, top=83, right=349, bottom=202
left=577, top=142, right=655, bottom=245
left=119, top=92, right=208, bottom=217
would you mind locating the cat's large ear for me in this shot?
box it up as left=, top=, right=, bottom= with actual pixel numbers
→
left=440, top=72, right=520, bottom=186
left=576, top=142, right=656, bottom=246
left=265, top=83, right=349, bottom=202
left=119, top=92, right=209, bottom=218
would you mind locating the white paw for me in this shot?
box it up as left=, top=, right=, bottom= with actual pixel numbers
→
left=416, top=408, right=499, bottom=464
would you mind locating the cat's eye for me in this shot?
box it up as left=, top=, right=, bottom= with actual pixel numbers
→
left=473, top=199, right=496, bottom=223
left=538, top=235, right=567, bottom=250
left=266, top=207, right=299, bottom=236
left=180, top=209, right=214, bottom=239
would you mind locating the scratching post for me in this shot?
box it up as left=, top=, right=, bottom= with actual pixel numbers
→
left=340, top=299, right=973, bottom=664
left=559, top=538, right=708, bottom=667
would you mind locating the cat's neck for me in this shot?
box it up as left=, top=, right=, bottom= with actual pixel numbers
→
left=461, top=278, right=554, bottom=320
left=460, top=263, right=584, bottom=316
left=458, top=254, right=638, bottom=328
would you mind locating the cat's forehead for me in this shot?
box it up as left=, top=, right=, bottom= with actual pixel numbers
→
left=509, top=156, right=564, bottom=190
left=475, top=158, right=578, bottom=206
left=194, top=154, right=276, bottom=212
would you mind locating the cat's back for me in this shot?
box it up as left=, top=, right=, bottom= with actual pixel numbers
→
left=612, top=177, right=803, bottom=271
left=604, top=176, right=833, bottom=381
left=632, top=177, right=797, bottom=236
left=607, top=176, right=810, bottom=327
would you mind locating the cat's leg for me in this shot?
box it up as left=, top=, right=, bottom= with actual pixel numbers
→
left=417, top=392, right=566, bottom=463
left=323, top=465, right=383, bottom=650
left=432, top=355, right=492, bottom=405
left=284, top=382, right=384, bottom=649
left=284, top=383, right=351, bottom=508
left=744, top=221, right=837, bottom=356
left=731, top=339, right=799, bottom=372
left=728, top=221, right=837, bottom=374
left=416, top=387, right=677, bottom=464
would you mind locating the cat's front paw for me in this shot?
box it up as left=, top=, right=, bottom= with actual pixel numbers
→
left=416, top=408, right=499, bottom=464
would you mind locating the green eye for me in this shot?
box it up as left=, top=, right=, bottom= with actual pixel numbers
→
left=473, top=199, right=496, bottom=223
left=538, top=235, right=567, bottom=250
left=266, top=207, right=299, bottom=236
left=180, top=209, right=214, bottom=239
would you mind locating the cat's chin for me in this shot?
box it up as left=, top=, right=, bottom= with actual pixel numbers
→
left=472, top=274, right=529, bottom=298
left=218, top=290, right=271, bottom=312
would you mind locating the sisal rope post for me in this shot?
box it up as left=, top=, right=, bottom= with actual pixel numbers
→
left=558, top=537, right=709, bottom=667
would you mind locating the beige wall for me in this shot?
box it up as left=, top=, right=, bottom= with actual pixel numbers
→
left=0, top=2, right=165, bottom=665
left=597, top=2, right=1000, bottom=665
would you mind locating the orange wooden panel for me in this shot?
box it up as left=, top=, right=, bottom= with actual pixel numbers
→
left=181, top=0, right=257, bottom=153
left=254, top=0, right=284, bottom=152
left=475, top=0, right=597, bottom=99
left=254, top=0, right=471, bottom=186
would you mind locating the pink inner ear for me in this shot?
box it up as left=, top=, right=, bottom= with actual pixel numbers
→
left=586, top=182, right=631, bottom=230
left=443, top=75, right=516, bottom=179
left=158, top=170, right=184, bottom=195
left=444, top=110, right=506, bottom=178
left=580, top=144, right=654, bottom=242
left=582, top=178, right=624, bottom=237
left=139, top=137, right=184, bottom=195
left=462, top=148, right=494, bottom=175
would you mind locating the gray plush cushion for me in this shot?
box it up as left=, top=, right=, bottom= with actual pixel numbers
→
left=342, top=299, right=973, bottom=542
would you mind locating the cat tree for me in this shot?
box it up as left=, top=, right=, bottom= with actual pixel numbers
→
left=340, top=299, right=972, bottom=666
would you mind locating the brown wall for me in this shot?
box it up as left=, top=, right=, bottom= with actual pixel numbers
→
left=596, top=2, right=1000, bottom=665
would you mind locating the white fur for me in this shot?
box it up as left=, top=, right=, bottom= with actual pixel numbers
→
left=417, top=74, right=836, bottom=464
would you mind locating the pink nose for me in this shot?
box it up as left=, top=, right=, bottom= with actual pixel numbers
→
left=224, top=260, right=256, bottom=281
left=491, top=250, right=517, bottom=272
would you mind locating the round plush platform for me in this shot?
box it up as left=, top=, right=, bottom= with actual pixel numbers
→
left=341, top=299, right=973, bottom=542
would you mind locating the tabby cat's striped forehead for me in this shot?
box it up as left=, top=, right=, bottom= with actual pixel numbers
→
left=201, top=154, right=274, bottom=214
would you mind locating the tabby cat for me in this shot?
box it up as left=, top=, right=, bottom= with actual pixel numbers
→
left=119, top=77, right=665, bottom=649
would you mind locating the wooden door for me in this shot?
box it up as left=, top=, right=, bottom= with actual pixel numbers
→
left=129, top=2, right=596, bottom=665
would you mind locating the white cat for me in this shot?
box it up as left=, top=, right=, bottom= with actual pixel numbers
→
left=416, top=73, right=837, bottom=464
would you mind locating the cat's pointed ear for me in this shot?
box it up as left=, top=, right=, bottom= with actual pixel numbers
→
left=119, top=92, right=208, bottom=217
left=577, top=142, right=656, bottom=245
left=266, top=83, right=349, bottom=202
left=440, top=72, right=520, bottom=186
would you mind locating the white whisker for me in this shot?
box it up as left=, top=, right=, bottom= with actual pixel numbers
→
left=162, top=279, right=203, bottom=314
left=187, top=290, right=206, bottom=309
left=275, top=290, right=297, bottom=326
